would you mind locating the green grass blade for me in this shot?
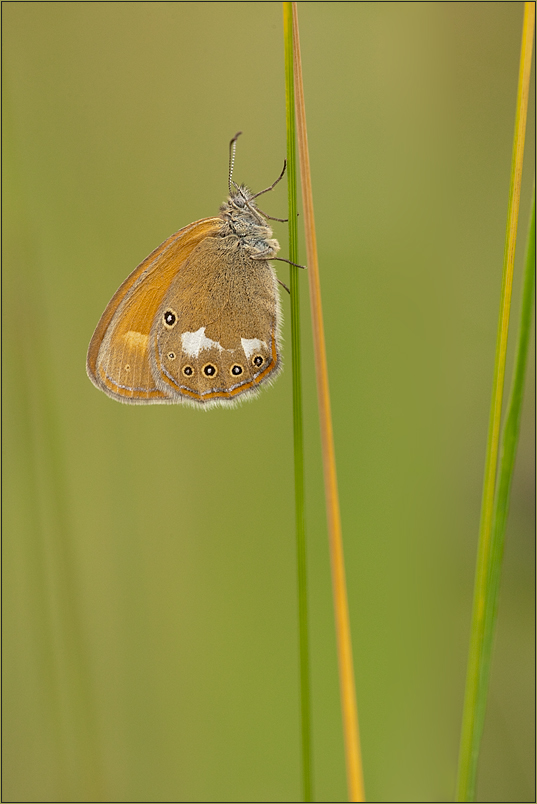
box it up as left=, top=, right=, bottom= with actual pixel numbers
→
left=476, top=189, right=535, bottom=747
left=289, top=5, right=365, bottom=799
left=487, top=189, right=535, bottom=618
left=283, top=3, right=312, bottom=801
left=456, top=5, right=535, bottom=800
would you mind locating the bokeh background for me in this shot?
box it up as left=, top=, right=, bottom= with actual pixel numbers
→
left=3, top=3, right=534, bottom=802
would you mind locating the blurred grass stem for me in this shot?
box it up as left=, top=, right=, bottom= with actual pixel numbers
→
left=283, top=3, right=312, bottom=801
left=290, top=4, right=365, bottom=801
left=456, top=4, right=535, bottom=800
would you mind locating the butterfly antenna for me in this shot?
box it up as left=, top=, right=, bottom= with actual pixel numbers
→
left=228, top=131, right=242, bottom=194
left=250, top=160, right=287, bottom=199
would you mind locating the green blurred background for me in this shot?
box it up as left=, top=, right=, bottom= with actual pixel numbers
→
left=3, top=3, right=534, bottom=801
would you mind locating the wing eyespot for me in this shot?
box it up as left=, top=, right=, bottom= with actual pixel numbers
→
left=230, top=364, right=243, bottom=377
left=182, top=365, right=194, bottom=377
left=163, top=309, right=178, bottom=329
left=252, top=354, right=264, bottom=368
left=202, top=363, right=218, bottom=378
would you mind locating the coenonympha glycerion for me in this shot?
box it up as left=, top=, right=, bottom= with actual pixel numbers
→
left=87, top=133, right=289, bottom=408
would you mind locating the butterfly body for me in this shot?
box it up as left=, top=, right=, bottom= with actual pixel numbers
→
left=87, top=185, right=282, bottom=407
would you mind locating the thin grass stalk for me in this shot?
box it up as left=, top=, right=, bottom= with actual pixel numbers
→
left=478, top=188, right=535, bottom=742
left=283, top=3, right=312, bottom=801
left=456, top=5, right=535, bottom=800
left=486, top=189, right=535, bottom=634
left=290, top=4, right=365, bottom=801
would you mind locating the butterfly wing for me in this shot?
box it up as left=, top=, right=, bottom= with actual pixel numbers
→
left=87, top=218, right=221, bottom=403
left=149, top=235, right=282, bottom=407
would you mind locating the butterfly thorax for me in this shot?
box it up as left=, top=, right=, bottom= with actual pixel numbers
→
left=218, top=185, right=280, bottom=261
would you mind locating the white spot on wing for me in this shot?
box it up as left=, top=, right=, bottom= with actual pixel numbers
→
left=241, top=337, right=266, bottom=358
left=181, top=327, right=223, bottom=358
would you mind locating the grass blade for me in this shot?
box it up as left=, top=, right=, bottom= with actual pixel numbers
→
left=283, top=3, right=312, bottom=801
left=290, top=3, right=365, bottom=800
left=478, top=187, right=535, bottom=748
left=486, top=189, right=535, bottom=649
left=456, top=5, right=535, bottom=800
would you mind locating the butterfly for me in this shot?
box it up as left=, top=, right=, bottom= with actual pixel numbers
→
left=87, top=133, right=292, bottom=408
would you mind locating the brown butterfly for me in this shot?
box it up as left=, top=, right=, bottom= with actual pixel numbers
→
left=87, top=133, right=291, bottom=408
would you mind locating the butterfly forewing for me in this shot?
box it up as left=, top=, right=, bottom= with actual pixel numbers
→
left=87, top=218, right=221, bottom=403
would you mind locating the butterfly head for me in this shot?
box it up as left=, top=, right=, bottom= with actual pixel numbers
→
left=220, top=184, right=262, bottom=221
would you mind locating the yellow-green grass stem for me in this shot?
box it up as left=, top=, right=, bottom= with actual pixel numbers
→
left=485, top=188, right=535, bottom=669
left=283, top=3, right=312, bottom=801
left=479, top=188, right=535, bottom=756
left=456, top=4, right=535, bottom=800
left=290, top=3, right=366, bottom=801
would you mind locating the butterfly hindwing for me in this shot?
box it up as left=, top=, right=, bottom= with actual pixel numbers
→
left=150, top=235, right=282, bottom=406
